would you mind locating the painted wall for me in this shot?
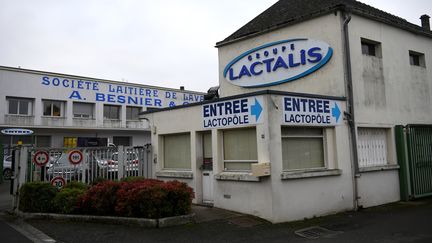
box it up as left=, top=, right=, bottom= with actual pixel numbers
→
left=348, top=15, right=432, bottom=207
left=0, top=67, right=204, bottom=147
left=144, top=93, right=353, bottom=223
left=218, top=14, right=346, bottom=98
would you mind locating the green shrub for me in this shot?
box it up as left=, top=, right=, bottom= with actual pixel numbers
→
left=63, top=181, right=89, bottom=191
left=120, top=176, right=147, bottom=183
left=90, top=177, right=108, bottom=186
left=53, top=187, right=87, bottom=214
left=19, top=182, right=57, bottom=213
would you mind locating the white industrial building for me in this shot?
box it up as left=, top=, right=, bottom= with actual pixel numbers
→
left=0, top=66, right=204, bottom=149
left=142, top=0, right=432, bottom=223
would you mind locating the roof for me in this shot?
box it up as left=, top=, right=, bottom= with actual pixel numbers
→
left=0, top=65, right=205, bottom=95
left=216, top=0, right=432, bottom=47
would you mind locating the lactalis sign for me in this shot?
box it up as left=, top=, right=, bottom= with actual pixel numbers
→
left=224, top=39, right=333, bottom=87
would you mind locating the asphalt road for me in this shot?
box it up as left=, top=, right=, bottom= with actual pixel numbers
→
left=26, top=199, right=432, bottom=243
left=2, top=179, right=432, bottom=243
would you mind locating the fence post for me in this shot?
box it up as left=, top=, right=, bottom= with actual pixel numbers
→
left=13, top=146, right=28, bottom=211
left=118, top=146, right=124, bottom=180
left=395, top=125, right=411, bottom=201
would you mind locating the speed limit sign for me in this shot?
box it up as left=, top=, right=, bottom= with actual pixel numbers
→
left=51, top=176, right=66, bottom=189
left=68, top=150, right=84, bottom=165
left=33, top=150, right=49, bottom=167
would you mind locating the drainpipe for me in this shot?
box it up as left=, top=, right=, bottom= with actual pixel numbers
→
left=342, top=10, right=360, bottom=210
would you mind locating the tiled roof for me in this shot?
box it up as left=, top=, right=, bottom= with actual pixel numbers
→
left=216, top=0, right=432, bottom=46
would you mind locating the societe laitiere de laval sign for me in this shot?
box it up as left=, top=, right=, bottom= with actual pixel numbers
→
left=202, top=96, right=264, bottom=129
left=282, top=96, right=342, bottom=126
left=224, top=38, right=333, bottom=88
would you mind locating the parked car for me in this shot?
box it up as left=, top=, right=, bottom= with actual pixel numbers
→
left=3, top=155, right=12, bottom=180
left=46, top=153, right=106, bottom=181
left=105, top=152, right=139, bottom=173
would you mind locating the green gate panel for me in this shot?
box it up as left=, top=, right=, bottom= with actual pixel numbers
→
left=406, top=125, right=432, bottom=199
left=395, top=125, right=410, bottom=201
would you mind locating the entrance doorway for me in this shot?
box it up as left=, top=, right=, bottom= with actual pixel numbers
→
left=201, top=132, right=213, bottom=204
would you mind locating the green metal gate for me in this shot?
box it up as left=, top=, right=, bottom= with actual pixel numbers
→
left=396, top=125, right=432, bottom=200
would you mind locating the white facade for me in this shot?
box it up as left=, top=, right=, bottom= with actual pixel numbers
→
left=0, top=66, right=204, bottom=148
left=143, top=3, right=431, bottom=223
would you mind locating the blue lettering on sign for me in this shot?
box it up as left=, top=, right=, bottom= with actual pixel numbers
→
left=223, top=39, right=333, bottom=87
left=41, top=76, right=204, bottom=107
left=283, top=97, right=341, bottom=125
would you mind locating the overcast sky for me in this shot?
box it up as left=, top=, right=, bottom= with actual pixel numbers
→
left=0, top=0, right=430, bottom=92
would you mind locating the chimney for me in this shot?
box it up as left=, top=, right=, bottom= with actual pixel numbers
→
left=420, top=14, right=430, bottom=30
left=180, top=86, right=185, bottom=90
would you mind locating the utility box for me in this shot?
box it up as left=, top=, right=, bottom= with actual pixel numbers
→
left=252, top=162, right=271, bottom=177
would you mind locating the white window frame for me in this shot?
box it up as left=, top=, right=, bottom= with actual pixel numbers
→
left=357, top=127, right=391, bottom=168
left=162, top=133, right=191, bottom=170
left=7, top=97, right=33, bottom=116
left=103, top=104, right=121, bottom=120
left=222, top=127, right=258, bottom=172
left=126, top=106, right=141, bottom=121
left=73, top=102, right=94, bottom=119
left=281, top=127, right=327, bottom=171
left=42, top=99, right=65, bottom=117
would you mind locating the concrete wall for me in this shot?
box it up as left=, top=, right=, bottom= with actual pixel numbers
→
left=217, top=14, right=346, bottom=98
left=347, top=15, right=432, bottom=207
left=0, top=67, right=203, bottom=147
left=144, top=93, right=354, bottom=223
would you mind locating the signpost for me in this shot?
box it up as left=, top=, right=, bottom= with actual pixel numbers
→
left=32, top=150, right=50, bottom=167
left=68, top=150, right=84, bottom=165
left=51, top=176, right=66, bottom=189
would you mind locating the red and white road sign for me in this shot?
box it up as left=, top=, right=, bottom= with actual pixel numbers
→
left=51, top=176, right=66, bottom=189
left=68, top=150, right=83, bottom=165
left=33, top=150, right=49, bottom=167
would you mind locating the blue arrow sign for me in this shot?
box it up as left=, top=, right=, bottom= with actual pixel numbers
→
left=332, top=103, right=341, bottom=122
left=251, top=98, right=263, bottom=121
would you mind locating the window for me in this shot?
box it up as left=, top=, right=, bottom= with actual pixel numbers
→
left=357, top=128, right=389, bottom=167
left=7, top=97, right=32, bottom=115
left=63, top=137, right=77, bottom=148
left=113, top=136, right=131, bottom=146
left=126, top=106, right=141, bottom=120
left=104, top=105, right=121, bottom=120
left=163, top=133, right=191, bottom=169
left=282, top=127, right=324, bottom=170
left=73, top=102, right=94, bottom=118
left=35, top=136, right=51, bottom=147
left=43, top=100, right=64, bottom=117
left=409, top=51, right=425, bottom=67
left=361, top=38, right=381, bottom=57
left=223, top=128, right=257, bottom=171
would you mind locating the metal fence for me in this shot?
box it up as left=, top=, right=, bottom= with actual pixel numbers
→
left=13, top=145, right=152, bottom=187
left=396, top=125, right=432, bottom=200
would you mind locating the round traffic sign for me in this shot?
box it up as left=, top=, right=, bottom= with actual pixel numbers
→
left=33, top=150, right=49, bottom=167
left=68, top=150, right=83, bottom=165
left=51, top=176, right=66, bottom=190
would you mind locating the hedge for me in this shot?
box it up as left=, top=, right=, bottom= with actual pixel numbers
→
left=19, top=179, right=194, bottom=218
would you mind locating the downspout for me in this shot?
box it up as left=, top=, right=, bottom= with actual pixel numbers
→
left=341, top=10, right=360, bottom=210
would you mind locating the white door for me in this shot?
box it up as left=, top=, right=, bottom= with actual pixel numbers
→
left=201, top=132, right=213, bottom=204
left=202, top=170, right=214, bottom=203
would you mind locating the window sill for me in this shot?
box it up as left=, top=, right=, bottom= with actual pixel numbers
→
left=215, top=172, right=260, bottom=182
left=73, top=117, right=95, bottom=120
left=359, top=164, right=399, bottom=173
left=281, top=169, right=342, bottom=180
left=155, top=170, right=193, bottom=179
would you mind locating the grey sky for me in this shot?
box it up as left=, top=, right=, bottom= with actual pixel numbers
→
left=0, top=0, right=430, bottom=92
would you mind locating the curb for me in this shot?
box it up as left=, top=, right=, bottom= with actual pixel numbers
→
left=16, top=211, right=195, bottom=228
